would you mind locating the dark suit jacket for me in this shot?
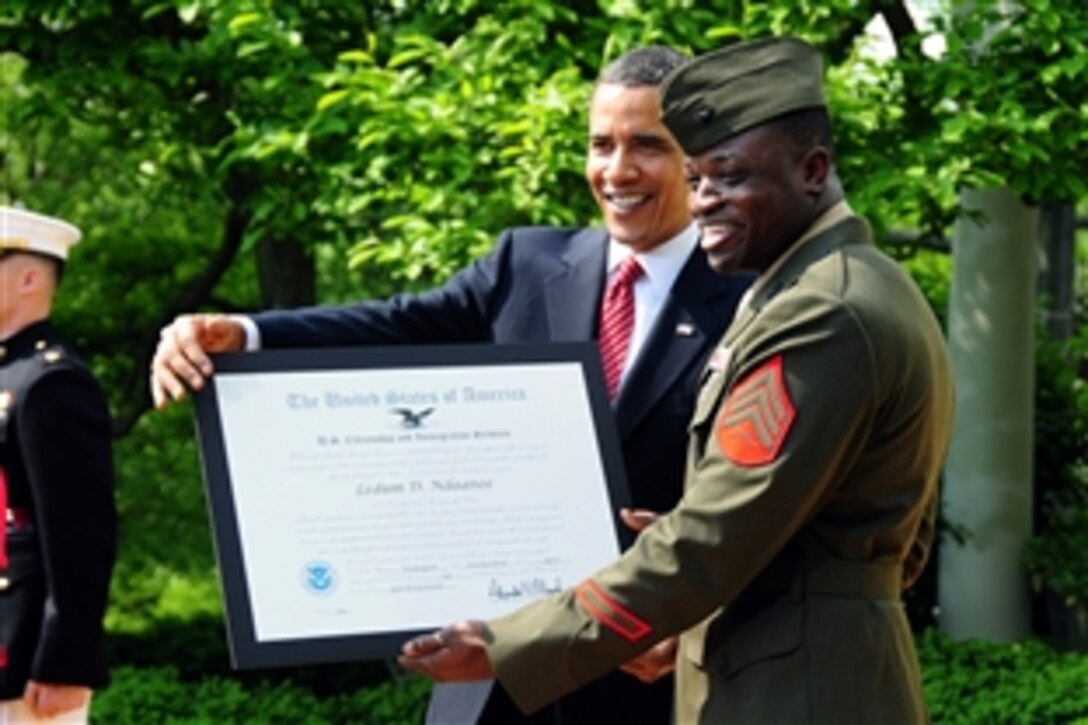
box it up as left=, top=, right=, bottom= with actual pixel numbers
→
left=254, top=226, right=751, bottom=723
left=0, top=320, right=116, bottom=698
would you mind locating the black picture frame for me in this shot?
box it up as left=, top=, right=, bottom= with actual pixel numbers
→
left=192, top=342, right=631, bottom=669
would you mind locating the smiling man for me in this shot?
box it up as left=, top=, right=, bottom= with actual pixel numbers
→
left=151, top=46, right=752, bottom=724
left=398, top=36, right=954, bottom=724
left=585, top=80, right=690, bottom=254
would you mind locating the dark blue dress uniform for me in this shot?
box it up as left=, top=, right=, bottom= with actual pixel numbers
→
left=0, top=319, right=116, bottom=699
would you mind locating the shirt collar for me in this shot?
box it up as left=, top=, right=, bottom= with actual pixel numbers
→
left=606, top=222, right=699, bottom=289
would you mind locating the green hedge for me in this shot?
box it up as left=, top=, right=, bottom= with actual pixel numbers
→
left=106, top=615, right=393, bottom=696
left=92, top=666, right=430, bottom=724
left=92, top=629, right=1088, bottom=723
left=918, top=630, right=1088, bottom=723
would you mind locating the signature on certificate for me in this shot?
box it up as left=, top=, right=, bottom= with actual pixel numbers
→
left=488, top=575, right=563, bottom=602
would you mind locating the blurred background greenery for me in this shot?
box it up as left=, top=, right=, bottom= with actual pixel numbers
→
left=1, top=0, right=1086, bottom=721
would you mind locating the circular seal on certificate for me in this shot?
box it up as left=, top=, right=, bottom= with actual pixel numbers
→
left=301, top=560, right=338, bottom=597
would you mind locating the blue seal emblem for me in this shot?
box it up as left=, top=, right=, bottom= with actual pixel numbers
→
left=301, top=560, right=338, bottom=597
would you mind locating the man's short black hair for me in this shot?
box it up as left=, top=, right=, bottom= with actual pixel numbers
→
left=596, top=46, right=690, bottom=88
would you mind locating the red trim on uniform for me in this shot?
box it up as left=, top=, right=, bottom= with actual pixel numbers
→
left=715, top=355, right=796, bottom=466
left=0, top=646, right=6, bottom=668
left=0, top=466, right=6, bottom=569
left=575, top=579, right=652, bottom=643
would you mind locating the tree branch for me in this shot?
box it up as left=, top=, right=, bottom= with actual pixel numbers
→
left=109, top=180, right=253, bottom=438
left=877, top=0, right=921, bottom=58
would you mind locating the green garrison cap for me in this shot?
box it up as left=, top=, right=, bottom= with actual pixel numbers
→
left=660, top=36, right=826, bottom=156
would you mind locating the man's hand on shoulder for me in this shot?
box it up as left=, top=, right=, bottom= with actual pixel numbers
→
left=150, top=314, right=246, bottom=408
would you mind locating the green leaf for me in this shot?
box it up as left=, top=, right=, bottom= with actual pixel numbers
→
left=336, top=50, right=373, bottom=65
left=387, top=48, right=429, bottom=69
left=316, top=89, right=350, bottom=112
left=227, top=12, right=262, bottom=34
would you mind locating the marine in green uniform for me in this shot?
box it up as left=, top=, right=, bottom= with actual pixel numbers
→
left=399, top=36, right=954, bottom=724
left=0, top=207, right=117, bottom=722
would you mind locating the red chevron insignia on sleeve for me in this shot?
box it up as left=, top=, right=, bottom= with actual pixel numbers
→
left=575, top=579, right=652, bottom=643
left=715, top=355, right=795, bottom=466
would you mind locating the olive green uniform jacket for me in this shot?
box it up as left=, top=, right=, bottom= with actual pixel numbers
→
left=486, top=210, right=954, bottom=724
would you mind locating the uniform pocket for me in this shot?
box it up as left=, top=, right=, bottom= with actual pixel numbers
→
left=682, top=592, right=804, bottom=679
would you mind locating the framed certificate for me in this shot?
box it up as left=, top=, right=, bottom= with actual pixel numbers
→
left=192, top=342, right=631, bottom=669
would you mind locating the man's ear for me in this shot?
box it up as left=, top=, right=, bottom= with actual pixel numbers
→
left=799, top=146, right=831, bottom=195
left=18, top=263, right=38, bottom=291
left=18, top=258, right=53, bottom=294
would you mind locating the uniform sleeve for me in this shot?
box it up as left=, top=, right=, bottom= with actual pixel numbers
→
left=19, top=366, right=116, bottom=687
left=487, top=295, right=881, bottom=714
left=253, top=230, right=514, bottom=347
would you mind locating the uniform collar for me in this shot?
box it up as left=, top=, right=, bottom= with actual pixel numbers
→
left=0, top=319, right=55, bottom=363
left=738, top=201, right=854, bottom=313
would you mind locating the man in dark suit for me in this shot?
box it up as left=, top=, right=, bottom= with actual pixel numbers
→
left=0, top=206, right=117, bottom=722
left=151, top=46, right=751, bottom=724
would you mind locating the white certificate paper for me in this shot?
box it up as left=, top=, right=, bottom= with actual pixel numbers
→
left=193, top=343, right=630, bottom=668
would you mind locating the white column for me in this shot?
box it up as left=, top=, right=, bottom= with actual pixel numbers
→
left=938, top=186, right=1038, bottom=641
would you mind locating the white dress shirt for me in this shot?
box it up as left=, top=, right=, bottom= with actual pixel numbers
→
left=605, top=222, right=699, bottom=390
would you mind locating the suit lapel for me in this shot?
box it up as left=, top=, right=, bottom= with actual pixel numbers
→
left=614, top=248, right=737, bottom=439
left=544, top=228, right=608, bottom=341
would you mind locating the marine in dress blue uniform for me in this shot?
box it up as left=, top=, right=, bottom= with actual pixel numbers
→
left=0, top=208, right=116, bottom=723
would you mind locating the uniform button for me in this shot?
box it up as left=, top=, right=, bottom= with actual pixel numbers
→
left=35, top=340, right=46, bottom=351
left=0, top=345, right=6, bottom=359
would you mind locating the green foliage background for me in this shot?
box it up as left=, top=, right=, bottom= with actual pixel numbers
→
left=1, top=0, right=1087, bottom=719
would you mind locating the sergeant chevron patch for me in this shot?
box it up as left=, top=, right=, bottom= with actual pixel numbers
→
left=575, top=579, right=652, bottom=643
left=715, top=355, right=795, bottom=466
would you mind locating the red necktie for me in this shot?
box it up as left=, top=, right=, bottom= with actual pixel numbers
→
left=598, top=256, right=644, bottom=400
